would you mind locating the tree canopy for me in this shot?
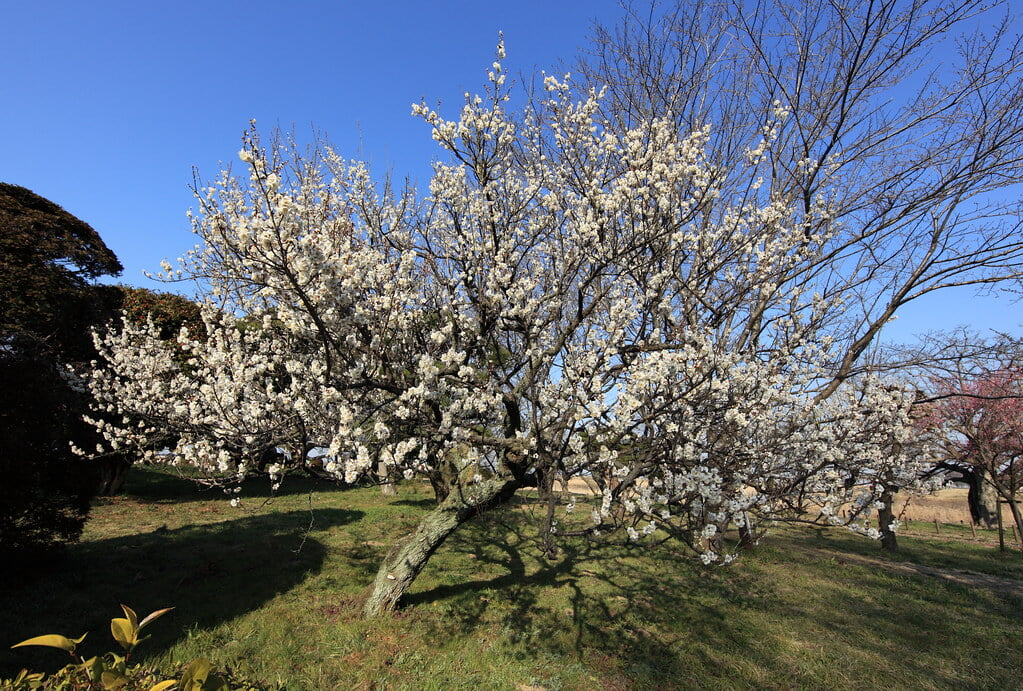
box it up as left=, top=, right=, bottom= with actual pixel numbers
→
left=920, top=365, right=1023, bottom=546
left=0, top=182, right=123, bottom=360
left=84, top=0, right=1023, bottom=616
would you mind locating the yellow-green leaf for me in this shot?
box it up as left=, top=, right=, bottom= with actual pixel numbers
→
left=149, top=680, right=178, bottom=691
left=13, top=668, right=45, bottom=684
left=107, top=652, right=126, bottom=672
left=204, top=673, right=231, bottom=690
left=138, top=607, right=174, bottom=630
left=180, top=657, right=213, bottom=686
left=110, top=617, right=135, bottom=650
left=101, top=669, right=130, bottom=689
left=11, top=634, right=78, bottom=651
left=80, top=656, right=103, bottom=682
left=119, top=604, right=138, bottom=629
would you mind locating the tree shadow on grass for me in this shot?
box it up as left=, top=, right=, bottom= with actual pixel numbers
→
left=794, top=524, right=1023, bottom=581
left=0, top=507, right=361, bottom=677
left=401, top=505, right=1023, bottom=689
left=106, top=465, right=351, bottom=505
left=402, top=514, right=761, bottom=688
left=389, top=498, right=436, bottom=509
left=740, top=540, right=1023, bottom=689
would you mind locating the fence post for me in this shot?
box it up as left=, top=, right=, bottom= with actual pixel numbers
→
left=997, top=500, right=1005, bottom=552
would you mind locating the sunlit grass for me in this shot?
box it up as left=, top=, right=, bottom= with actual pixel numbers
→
left=3, top=466, right=1021, bottom=689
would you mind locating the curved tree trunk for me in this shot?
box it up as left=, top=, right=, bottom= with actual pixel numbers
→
left=363, top=476, right=521, bottom=616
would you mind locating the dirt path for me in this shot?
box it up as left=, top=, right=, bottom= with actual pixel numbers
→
left=805, top=547, right=1023, bottom=600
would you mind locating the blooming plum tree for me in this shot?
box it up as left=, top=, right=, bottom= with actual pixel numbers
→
left=84, top=5, right=1023, bottom=615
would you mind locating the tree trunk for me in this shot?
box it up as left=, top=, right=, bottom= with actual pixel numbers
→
left=737, top=523, right=755, bottom=550
left=363, top=476, right=520, bottom=616
left=578, top=474, right=602, bottom=495
left=427, top=453, right=460, bottom=505
left=1006, top=498, right=1023, bottom=553
left=95, top=454, right=132, bottom=495
left=377, top=461, right=397, bottom=496
left=968, top=469, right=999, bottom=528
left=737, top=515, right=759, bottom=550
left=428, top=472, right=450, bottom=504
left=877, top=486, right=898, bottom=552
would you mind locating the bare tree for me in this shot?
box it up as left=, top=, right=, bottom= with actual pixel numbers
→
left=575, top=0, right=1023, bottom=393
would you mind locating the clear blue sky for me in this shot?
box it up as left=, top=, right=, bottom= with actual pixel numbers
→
left=2, top=0, right=1019, bottom=344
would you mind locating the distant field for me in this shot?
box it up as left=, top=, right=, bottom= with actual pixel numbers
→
left=896, top=488, right=975, bottom=524
left=2, top=467, right=1021, bottom=690
left=563, top=479, right=1015, bottom=531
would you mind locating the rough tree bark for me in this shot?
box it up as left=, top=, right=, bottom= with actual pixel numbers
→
left=968, top=468, right=1000, bottom=529
left=877, top=486, right=898, bottom=553
left=363, top=476, right=521, bottom=616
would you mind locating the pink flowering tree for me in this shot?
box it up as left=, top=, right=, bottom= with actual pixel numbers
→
left=83, top=24, right=1019, bottom=615
left=919, top=369, right=1023, bottom=547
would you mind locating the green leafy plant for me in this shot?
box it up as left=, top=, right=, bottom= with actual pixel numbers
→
left=4, top=605, right=238, bottom=690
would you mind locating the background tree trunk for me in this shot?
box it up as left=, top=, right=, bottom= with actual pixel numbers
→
left=737, top=522, right=757, bottom=550
left=427, top=453, right=460, bottom=505
left=94, top=455, right=133, bottom=496
left=878, top=486, right=898, bottom=552
left=377, top=461, right=397, bottom=497
left=968, top=469, right=999, bottom=528
left=1005, top=498, right=1023, bottom=553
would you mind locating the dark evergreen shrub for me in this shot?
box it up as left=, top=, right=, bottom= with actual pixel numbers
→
left=0, top=334, right=97, bottom=569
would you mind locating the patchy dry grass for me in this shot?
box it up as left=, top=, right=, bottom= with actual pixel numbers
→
left=3, top=467, right=1022, bottom=690
left=893, top=488, right=1020, bottom=526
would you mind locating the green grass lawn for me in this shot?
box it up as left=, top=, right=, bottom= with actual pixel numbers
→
left=3, top=466, right=1022, bottom=690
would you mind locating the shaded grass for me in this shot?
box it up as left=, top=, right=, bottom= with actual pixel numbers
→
left=3, top=466, right=1022, bottom=689
left=795, top=522, right=1023, bottom=581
